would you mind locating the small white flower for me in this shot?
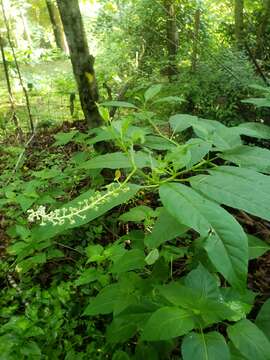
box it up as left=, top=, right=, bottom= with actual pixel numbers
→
left=27, top=183, right=129, bottom=227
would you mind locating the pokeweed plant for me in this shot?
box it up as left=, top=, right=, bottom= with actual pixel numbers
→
left=4, top=85, right=270, bottom=359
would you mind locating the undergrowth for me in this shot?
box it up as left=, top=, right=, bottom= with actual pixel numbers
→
left=1, top=85, right=270, bottom=359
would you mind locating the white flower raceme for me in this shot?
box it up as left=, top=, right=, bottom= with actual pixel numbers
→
left=27, top=183, right=130, bottom=226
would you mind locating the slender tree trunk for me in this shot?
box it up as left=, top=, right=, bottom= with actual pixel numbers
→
left=1, top=0, right=34, bottom=133
left=235, top=0, right=244, bottom=49
left=191, top=8, right=200, bottom=73
left=164, top=0, right=179, bottom=80
left=0, top=36, right=23, bottom=142
left=256, top=0, right=270, bottom=58
left=56, top=0, right=101, bottom=128
left=45, top=0, right=68, bottom=53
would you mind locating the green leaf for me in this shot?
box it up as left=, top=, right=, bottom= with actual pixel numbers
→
left=20, top=341, right=41, bottom=356
left=116, top=302, right=158, bottom=328
left=83, top=284, right=120, bottom=316
left=248, top=235, right=270, bottom=260
left=111, top=249, right=145, bottom=273
left=184, top=264, right=220, bottom=300
left=134, top=343, right=159, bottom=360
left=145, top=208, right=188, bottom=248
left=157, top=282, right=235, bottom=326
left=182, top=332, right=230, bottom=360
left=141, top=307, right=195, bottom=341
left=145, top=249, right=159, bottom=265
left=74, top=268, right=99, bottom=286
left=80, top=152, right=130, bottom=169
left=256, top=299, right=270, bottom=340
left=53, top=131, right=78, bottom=146
left=32, top=183, right=140, bottom=241
left=190, top=166, right=270, bottom=222
left=106, top=318, right=137, bottom=344
left=98, top=104, right=111, bottom=122
left=170, top=114, right=241, bottom=150
left=119, top=205, right=156, bottom=222
left=242, top=98, right=270, bottom=108
left=100, top=101, right=137, bottom=109
left=144, top=84, right=162, bottom=102
left=221, top=287, right=255, bottom=322
left=86, top=244, right=104, bottom=263
left=160, top=245, right=187, bottom=262
left=160, top=183, right=248, bottom=289
left=229, top=342, right=247, bottom=360
left=228, top=319, right=270, bottom=360
left=16, top=195, right=36, bottom=212
left=16, top=253, right=47, bottom=274
left=213, top=128, right=242, bottom=151
left=170, top=114, right=200, bottom=133
left=144, top=135, right=176, bottom=150
left=80, top=152, right=156, bottom=170
left=165, top=145, right=192, bottom=171
left=186, top=139, right=212, bottom=168
left=236, top=122, right=270, bottom=139
left=220, top=145, right=270, bottom=173
left=85, top=127, right=117, bottom=145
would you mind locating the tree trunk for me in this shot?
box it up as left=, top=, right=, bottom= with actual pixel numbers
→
left=191, top=8, right=200, bottom=73
left=164, top=0, right=179, bottom=80
left=46, top=0, right=68, bottom=53
left=56, top=0, right=101, bottom=128
left=256, top=0, right=270, bottom=59
left=0, top=36, right=23, bottom=142
left=1, top=0, right=34, bottom=133
left=235, top=0, right=244, bottom=49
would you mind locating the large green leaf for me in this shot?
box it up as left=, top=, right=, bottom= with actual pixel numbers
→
left=141, top=307, right=195, bottom=341
left=229, top=343, right=247, bottom=360
left=184, top=264, right=220, bottom=301
left=169, top=114, right=241, bottom=150
left=110, top=249, right=146, bottom=274
left=83, top=284, right=121, bottom=316
left=228, top=319, right=270, bottom=360
left=190, top=166, right=270, bottom=222
left=235, top=122, right=270, bottom=139
left=182, top=332, right=230, bottom=360
left=170, top=114, right=205, bottom=133
left=144, top=208, right=188, bottom=248
left=80, top=151, right=156, bottom=170
left=157, top=282, right=235, bottom=326
left=256, top=299, right=270, bottom=340
left=106, top=318, right=137, bottom=344
left=220, top=145, right=270, bottom=173
left=242, top=98, right=270, bottom=108
left=144, top=135, right=176, bottom=150
left=119, top=205, right=156, bottom=222
left=144, top=84, right=162, bottom=102
left=159, top=183, right=248, bottom=289
left=85, top=127, right=117, bottom=145
left=32, top=184, right=140, bottom=241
